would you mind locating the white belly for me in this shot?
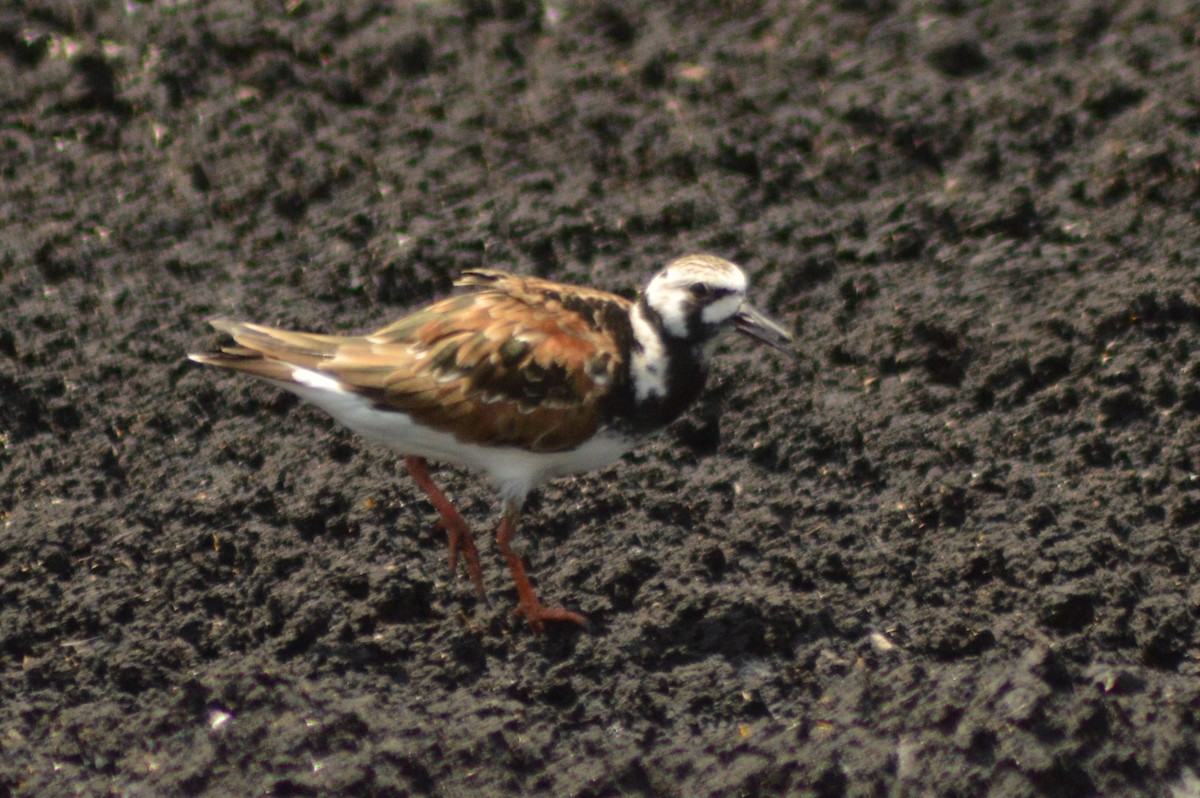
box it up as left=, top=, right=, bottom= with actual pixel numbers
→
left=273, top=376, right=633, bottom=501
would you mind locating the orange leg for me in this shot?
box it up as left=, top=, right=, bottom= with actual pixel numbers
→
left=404, top=456, right=486, bottom=600
left=495, top=504, right=588, bottom=632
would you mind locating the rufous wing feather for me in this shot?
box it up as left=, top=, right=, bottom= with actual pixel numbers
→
left=193, top=273, right=634, bottom=453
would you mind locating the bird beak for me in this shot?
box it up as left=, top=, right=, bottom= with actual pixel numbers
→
left=732, top=303, right=794, bottom=353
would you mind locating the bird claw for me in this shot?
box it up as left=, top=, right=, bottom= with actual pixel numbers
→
left=513, top=599, right=590, bottom=633
left=436, top=518, right=487, bottom=600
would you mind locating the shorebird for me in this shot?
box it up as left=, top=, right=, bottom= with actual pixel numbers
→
left=189, top=254, right=792, bottom=631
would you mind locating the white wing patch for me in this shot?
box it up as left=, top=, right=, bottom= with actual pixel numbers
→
left=290, top=367, right=347, bottom=394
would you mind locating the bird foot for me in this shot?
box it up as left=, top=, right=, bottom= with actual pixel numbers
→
left=437, top=518, right=486, bottom=601
left=494, top=508, right=588, bottom=633
left=513, top=600, right=590, bottom=633
left=405, top=456, right=487, bottom=600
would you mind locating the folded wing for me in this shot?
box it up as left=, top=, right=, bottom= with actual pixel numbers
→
left=193, top=271, right=633, bottom=453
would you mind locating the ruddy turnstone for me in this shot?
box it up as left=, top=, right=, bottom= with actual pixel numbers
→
left=189, top=254, right=792, bottom=631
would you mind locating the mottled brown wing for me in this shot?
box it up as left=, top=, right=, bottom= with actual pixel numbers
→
left=324, top=272, right=633, bottom=452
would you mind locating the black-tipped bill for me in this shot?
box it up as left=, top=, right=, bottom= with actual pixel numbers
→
left=732, top=304, right=794, bottom=353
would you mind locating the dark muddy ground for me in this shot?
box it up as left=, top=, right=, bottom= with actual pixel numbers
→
left=3, top=1, right=1200, bottom=795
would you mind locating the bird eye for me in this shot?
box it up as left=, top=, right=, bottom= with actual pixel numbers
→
left=689, top=283, right=710, bottom=298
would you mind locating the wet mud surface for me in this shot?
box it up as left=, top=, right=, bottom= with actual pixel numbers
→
left=3, top=1, right=1200, bottom=795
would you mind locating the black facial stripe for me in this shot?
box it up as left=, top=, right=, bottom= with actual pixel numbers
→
left=634, top=297, right=663, bottom=348
left=688, top=285, right=736, bottom=303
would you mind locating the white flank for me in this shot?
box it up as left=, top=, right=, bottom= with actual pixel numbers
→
left=629, top=303, right=668, bottom=401
left=486, top=431, right=633, bottom=502
left=268, top=380, right=633, bottom=503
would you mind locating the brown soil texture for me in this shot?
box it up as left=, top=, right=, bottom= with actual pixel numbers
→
left=4, top=1, right=1200, bottom=795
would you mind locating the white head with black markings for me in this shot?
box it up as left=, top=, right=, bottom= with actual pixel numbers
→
left=640, top=254, right=793, bottom=352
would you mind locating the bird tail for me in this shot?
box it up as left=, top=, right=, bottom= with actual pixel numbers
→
left=187, top=318, right=346, bottom=380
